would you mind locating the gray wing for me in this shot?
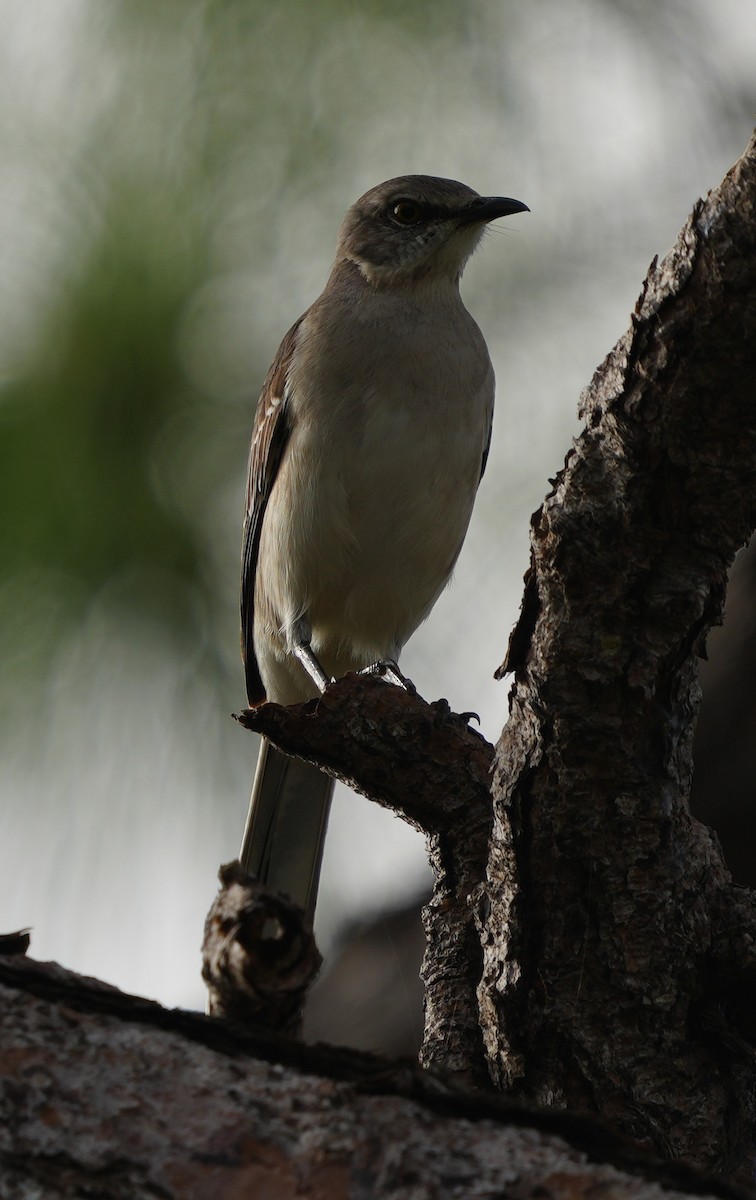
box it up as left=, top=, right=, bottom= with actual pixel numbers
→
left=241, top=318, right=302, bottom=705
left=479, top=418, right=493, bottom=482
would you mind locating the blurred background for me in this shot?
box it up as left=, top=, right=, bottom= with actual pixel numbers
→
left=1, top=0, right=755, bottom=1051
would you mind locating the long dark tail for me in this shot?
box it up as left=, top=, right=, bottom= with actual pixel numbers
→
left=239, top=739, right=334, bottom=926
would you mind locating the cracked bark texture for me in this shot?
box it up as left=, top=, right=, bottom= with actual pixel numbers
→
left=1, top=954, right=751, bottom=1200
left=482, top=131, right=756, bottom=1176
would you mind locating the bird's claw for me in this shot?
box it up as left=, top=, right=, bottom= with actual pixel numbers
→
left=360, top=659, right=416, bottom=694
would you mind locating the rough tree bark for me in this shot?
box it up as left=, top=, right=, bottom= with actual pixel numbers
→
left=483, top=127, right=756, bottom=1176
left=1, top=952, right=752, bottom=1199
left=3, top=132, right=756, bottom=1194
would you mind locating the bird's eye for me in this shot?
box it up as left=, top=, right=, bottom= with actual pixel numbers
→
left=390, top=199, right=425, bottom=225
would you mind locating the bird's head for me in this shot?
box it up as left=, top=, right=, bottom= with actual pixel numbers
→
left=336, top=175, right=528, bottom=289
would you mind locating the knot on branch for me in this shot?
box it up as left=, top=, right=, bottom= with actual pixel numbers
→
left=202, top=861, right=322, bottom=1035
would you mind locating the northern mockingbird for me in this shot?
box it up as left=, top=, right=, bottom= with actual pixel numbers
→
left=239, top=175, right=528, bottom=924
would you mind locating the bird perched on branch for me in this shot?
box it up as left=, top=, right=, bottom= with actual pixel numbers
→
left=239, top=174, right=528, bottom=925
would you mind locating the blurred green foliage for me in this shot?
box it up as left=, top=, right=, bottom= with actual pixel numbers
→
left=1, top=200, right=200, bottom=583
left=0, top=188, right=214, bottom=697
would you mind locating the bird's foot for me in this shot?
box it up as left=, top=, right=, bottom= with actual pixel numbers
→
left=360, top=659, right=417, bottom=694
left=430, top=698, right=481, bottom=727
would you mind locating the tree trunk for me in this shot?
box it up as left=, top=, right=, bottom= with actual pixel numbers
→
left=482, top=130, right=756, bottom=1176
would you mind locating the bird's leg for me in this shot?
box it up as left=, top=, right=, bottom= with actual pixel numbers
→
left=292, top=638, right=332, bottom=693
left=290, top=617, right=411, bottom=694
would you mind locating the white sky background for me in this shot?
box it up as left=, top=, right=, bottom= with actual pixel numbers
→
left=1, top=0, right=755, bottom=1010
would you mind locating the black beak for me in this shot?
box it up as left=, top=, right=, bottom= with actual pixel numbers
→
left=454, top=196, right=530, bottom=226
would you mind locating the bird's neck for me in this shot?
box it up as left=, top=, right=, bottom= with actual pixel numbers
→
left=327, top=255, right=465, bottom=306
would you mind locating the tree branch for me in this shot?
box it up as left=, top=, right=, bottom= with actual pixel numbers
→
left=234, top=674, right=493, bottom=836
left=2, top=952, right=753, bottom=1200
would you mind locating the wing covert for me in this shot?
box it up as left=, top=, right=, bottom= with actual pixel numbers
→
left=241, top=318, right=302, bottom=704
